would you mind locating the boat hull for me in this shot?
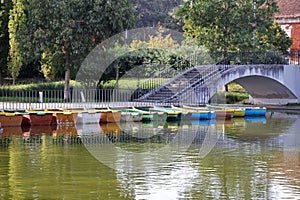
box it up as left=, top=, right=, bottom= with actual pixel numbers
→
left=121, top=113, right=143, bottom=122
left=132, top=107, right=168, bottom=122
left=100, top=111, right=122, bottom=123
left=244, top=108, right=266, bottom=116
left=0, top=113, right=23, bottom=127
left=108, top=107, right=143, bottom=122
left=77, top=112, right=101, bottom=124
left=171, top=105, right=216, bottom=120
left=55, top=112, right=78, bottom=125
left=25, top=112, right=54, bottom=126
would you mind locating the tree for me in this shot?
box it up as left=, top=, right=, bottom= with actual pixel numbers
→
left=102, top=27, right=213, bottom=88
left=177, top=0, right=292, bottom=54
left=0, top=0, right=13, bottom=84
left=130, top=0, right=183, bottom=29
left=7, top=0, right=26, bottom=85
left=20, top=0, right=136, bottom=99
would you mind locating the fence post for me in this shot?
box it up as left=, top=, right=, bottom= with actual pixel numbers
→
left=80, top=91, right=86, bottom=102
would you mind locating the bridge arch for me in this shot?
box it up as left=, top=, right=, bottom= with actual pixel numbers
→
left=209, top=65, right=299, bottom=105
left=137, top=64, right=300, bottom=105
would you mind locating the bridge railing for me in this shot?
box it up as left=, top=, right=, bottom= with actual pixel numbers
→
left=211, top=51, right=300, bottom=65
left=161, top=65, right=221, bottom=104
left=211, top=51, right=289, bottom=65
left=136, top=53, right=204, bottom=100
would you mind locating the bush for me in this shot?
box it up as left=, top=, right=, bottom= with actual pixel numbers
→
left=226, top=93, right=249, bottom=104
left=0, top=81, right=78, bottom=92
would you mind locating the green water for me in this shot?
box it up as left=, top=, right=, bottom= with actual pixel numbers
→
left=0, top=112, right=300, bottom=200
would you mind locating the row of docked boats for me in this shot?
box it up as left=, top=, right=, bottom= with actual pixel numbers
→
left=110, top=104, right=266, bottom=122
left=0, top=109, right=123, bottom=127
left=0, top=105, right=267, bottom=127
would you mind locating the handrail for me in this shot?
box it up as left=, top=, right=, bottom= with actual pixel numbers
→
left=137, top=53, right=202, bottom=100
left=160, top=65, right=221, bottom=103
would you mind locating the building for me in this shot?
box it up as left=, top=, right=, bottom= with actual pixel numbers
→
left=274, top=0, right=300, bottom=64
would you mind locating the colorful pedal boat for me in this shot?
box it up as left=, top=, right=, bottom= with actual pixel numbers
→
left=135, top=106, right=180, bottom=121
left=205, top=105, right=244, bottom=117
left=171, top=105, right=216, bottom=120
left=0, top=112, right=24, bottom=127
left=244, top=107, right=266, bottom=116
left=54, top=112, right=78, bottom=125
left=108, top=107, right=143, bottom=122
left=183, top=105, right=239, bottom=118
left=206, top=105, right=266, bottom=116
left=100, top=110, right=122, bottom=123
left=153, top=106, right=194, bottom=121
left=132, top=107, right=168, bottom=122
left=76, top=111, right=101, bottom=124
left=24, top=110, right=54, bottom=126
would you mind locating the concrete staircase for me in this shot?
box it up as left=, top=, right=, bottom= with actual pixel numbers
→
left=137, top=65, right=223, bottom=104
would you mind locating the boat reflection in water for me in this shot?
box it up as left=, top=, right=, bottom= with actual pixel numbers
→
left=1, top=113, right=300, bottom=199
left=79, top=116, right=273, bottom=171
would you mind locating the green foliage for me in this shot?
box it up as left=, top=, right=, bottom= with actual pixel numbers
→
left=101, top=30, right=183, bottom=83
left=226, top=82, right=249, bottom=104
left=130, top=0, right=183, bottom=29
left=7, top=0, right=26, bottom=84
left=40, top=50, right=64, bottom=80
left=20, top=0, right=136, bottom=73
left=226, top=92, right=249, bottom=104
left=0, top=0, right=12, bottom=82
left=177, top=0, right=292, bottom=53
left=101, top=29, right=216, bottom=88
left=0, top=80, right=78, bottom=91
left=210, top=82, right=249, bottom=104
left=286, top=103, right=300, bottom=106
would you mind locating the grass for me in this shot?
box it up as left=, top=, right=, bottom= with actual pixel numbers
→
left=0, top=78, right=163, bottom=90
left=108, top=78, right=167, bottom=89
left=286, top=103, right=300, bottom=106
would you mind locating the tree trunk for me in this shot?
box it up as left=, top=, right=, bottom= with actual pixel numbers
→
left=115, top=66, right=119, bottom=90
left=64, top=51, right=70, bottom=100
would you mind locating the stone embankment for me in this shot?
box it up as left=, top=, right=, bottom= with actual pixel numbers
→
left=265, top=105, right=300, bottom=113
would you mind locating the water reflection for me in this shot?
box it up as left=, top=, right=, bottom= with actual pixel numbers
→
left=0, top=112, right=299, bottom=199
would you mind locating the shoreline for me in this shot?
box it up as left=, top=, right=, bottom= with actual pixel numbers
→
left=265, top=105, right=300, bottom=113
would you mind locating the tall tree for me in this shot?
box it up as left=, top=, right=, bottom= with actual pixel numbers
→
left=0, top=0, right=13, bottom=84
left=7, top=0, right=25, bottom=85
left=177, top=0, right=292, bottom=53
left=130, top=0, right=183, bottom=29
left=20, top=0, right=136, bottom=99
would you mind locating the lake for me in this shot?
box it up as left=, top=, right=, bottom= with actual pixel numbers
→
left=0, top=111, right=299, bottom=200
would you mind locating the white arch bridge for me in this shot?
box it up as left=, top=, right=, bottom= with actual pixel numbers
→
left=137, top=64, right=300, bottom=105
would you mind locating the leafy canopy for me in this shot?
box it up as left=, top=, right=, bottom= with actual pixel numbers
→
left=177, top=0, right=292, bottom=53
left=20, top=0, right=136, bottom=78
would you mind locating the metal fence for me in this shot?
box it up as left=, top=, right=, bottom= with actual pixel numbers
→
left=287, top=51, right=300, bottom=65
left=0, top=88, right=168, bottom=110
